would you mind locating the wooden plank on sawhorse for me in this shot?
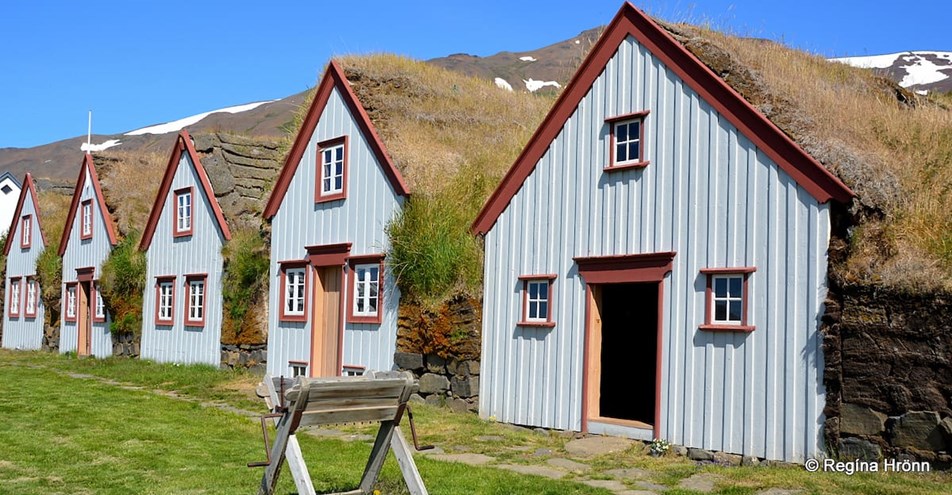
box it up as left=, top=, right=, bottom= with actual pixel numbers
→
left=255, top=371, right=428, bottom=495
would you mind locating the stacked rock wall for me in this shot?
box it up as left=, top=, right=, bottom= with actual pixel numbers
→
left=823, top=284, right=952, bottom=467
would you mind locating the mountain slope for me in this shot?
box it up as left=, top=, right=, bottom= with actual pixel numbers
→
left=832, top=51, right=952, bottom=93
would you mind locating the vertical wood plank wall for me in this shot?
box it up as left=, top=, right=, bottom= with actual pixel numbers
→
left=140, top=153, right=226, bottom=365
left=480, top=35, right=830, bottom=462
left=267, top=86, right=403, bottom=378
left=2, top=190, right=45, bottom=350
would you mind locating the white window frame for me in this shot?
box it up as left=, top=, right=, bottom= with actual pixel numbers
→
left=66, top=284, right=76, bottom=320
left=187, top=278, right=205, bottom=323
left=710, top=274, right=744, bottom=325
left=21, top=216, right=31, bottom=246
left=95, top=284, right=105, bottom=319
left=284, top=267, right=306, bottom=317
left=525, top=280, right=549, bottom=322
left=81, top=200, right=93, bottom=237
left=613, top=118, right=642, bottom=166
left=25, top=278, right=36, bottom=315
left=289, top=362, right=308, bottom=377
left=157, top=279, right=174, bottom=322
left=352, top=264, right=380, bottom=318
left=176, top=189, right=192, bottom=234
left=10, top=279, right=20, bottom=316
left=320, top=143, right=345, bottom=196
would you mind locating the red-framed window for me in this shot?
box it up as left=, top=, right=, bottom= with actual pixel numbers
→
left=315, top=136, right=348, bottom=203
left=347, top=255, right=384, bottom=324
left=517, top=274, right=557, bottom=327
left=605, top=110, right=650, bottom=171
left=64, top=282, right=77, bottom=322
left=289, top=360, right=308, bottom=377
left=92, top=281, right=106, bottom=323
left=80, top=199, right=94, bottom=240
left=155, top=276, right=176, bottom=325
left=24, top=276, right=38, bottom=318
left=184, top=274, right=207, bottom=327
left=700, top=267, right=756, bottom=332
left=20, top=215, right=32, bottom=248
left=8, top=277, right=21, bottom=318
left=174, top=187, right=194, bottom=237
left=279, top=261, right=308, bottom=322
left=342, top=365, right=366, bottom=377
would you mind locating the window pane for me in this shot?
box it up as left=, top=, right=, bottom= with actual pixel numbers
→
left=335, top=147, right=343, bottom=161
left=538, top=301, right=548, bottom=319
left=630, top=121, right=639, bottom=138
left=628, top=141, right=639, bottom=161
left=528, top=300, right=539, bottom=319
left=729, top=300, right=742, bottom=322
left=715, top=300, right=727, bottom=321
left=729, top=277, right=742, bottom=296
left=617, top=123, right=628, bottom=142
left=335, top=177, right=342, bottom=190
left=324, top=150, right=332, bottom=162
left=714, top=277, right=727, bottom=297
left=616, top=143, right=627, bottom=162
left=528, top=282, right=539, bottom=299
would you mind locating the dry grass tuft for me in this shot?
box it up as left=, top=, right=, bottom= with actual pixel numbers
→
left=96, top=150, right=167, bottom=236
left=664, top=23, right=952, bottom=289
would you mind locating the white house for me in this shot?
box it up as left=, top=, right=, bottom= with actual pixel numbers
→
left=0, top=172, right=22, bottom=237
left=58, top=154, right=117, bottom=357
left=138, top=130, right=232, bottom=365
left=2, top=174, right=46, bottom=350
left=472, top=2, right=853, bottom=463
left=262, top=60, right=410, bottom=378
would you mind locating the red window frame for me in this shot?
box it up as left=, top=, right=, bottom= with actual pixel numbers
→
left=279, top=261, right=309, bottom=323
left=8, top=277, right=22, bottom=318
left=91, top=281, right=106, bottom=323
left=517, top=274, right=557, bottom=328
left=184, top=273, right=208, bottom=327
left=80, top=199, right=94, bottom=240
left=700, top=267, right=756, bottom=332
left=605, top=110, right=650, bottom=171
left=24, top=276, right=38, bottom=318
left=20, top=215, right=32, bottom=248
left=314, top=136, right=348, bottom=203
left=346, top=254, right=385, bottom=324
left=173, top=187, right=195, bottom=237
left=64, top=282, right=77, bottom=322
left=288, top=360, right=309, bottom=377
left=154, top=276, right=176, bottom=326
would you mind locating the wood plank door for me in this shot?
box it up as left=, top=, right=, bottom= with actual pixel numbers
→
left=77, top=281, right=92, bottom=356
left=310, top=266, right=342, bottom=377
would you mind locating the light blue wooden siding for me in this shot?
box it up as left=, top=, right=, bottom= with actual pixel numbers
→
left=480, top=35, right=830, bottom=463
left=267, top=86, right=403, bottom=377
left=1, top=192, right=45, bottom=350
left=60, top=167, right=113, bottom=357
left=140, top=153, right=226, bottom=365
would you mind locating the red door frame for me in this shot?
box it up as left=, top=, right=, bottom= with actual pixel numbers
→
left=574, top=252, right=675, bottom=439
left=305, top=243, right=351, bottom=377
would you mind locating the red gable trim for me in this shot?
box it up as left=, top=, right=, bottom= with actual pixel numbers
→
left=139, top=129, right=233, bottom=251
left=58, top=154, right=118, bottom=256
left=263, top=60, right=410, bottom=220
left=472, top=2, right=854, bottom=235
left=3, top=174, right=47, bottom=255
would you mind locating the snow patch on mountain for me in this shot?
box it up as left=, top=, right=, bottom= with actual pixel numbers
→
left=519, top=56, right=537, bottom=62
left=494, top=77, right=514, bottom=91
left=81, top=139, right=121, bottom=152
left=832, top=51, right=952, bottom=88
left=125, top=100, right=274, bottom=136
left=524, top=79, right=561, bottom=92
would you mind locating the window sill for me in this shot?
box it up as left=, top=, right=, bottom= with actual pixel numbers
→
left=184, top=321, right=205, bottom=328
left=315, top=192, right=346, bottom=204
left=348, top=315, right=382, bottom=325
left=604, top=161, right=650, bottom=172
left=279, top=314, right=307, bottom=323
left=699, top=324, right=755, bottom=333
left=156, top=319, right=174, bottom=327
left=518, top=321, right=556, bottom=328
left=92, top=317, right=106, bottom=323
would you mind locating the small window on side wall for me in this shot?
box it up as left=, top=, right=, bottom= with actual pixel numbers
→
left=518, top=274, right=557, bottom=327
left=20, top=215, right=32, bottom=248
left=24, top=277, right=37, bottom=318
left=64, top=283, right=77, bottom=322
left=155, top=276, right=176, bottom=325
left=93, top=282, right=106, bottom=322
left=9, top=277, right=21, bottom=318
left=289, top=361, right=308, bottom=377
left=280, top=262, right=308, bottom=322
left=315, top=136, right=347, bottom=203
left=174, top=188, right=193, bottom=237
left=605, top=111, right=650, bottom=171
left=700, top=267, right=756, bottom=332
left=81, top=200, right=93, bottom=240
left=185, top=274, right=207, bottom=327
left=347, top=255, right=384, bottom=324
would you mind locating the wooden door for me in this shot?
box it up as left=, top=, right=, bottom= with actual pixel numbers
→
left=310, top=266, right=342, bottom=377
left=77, top=282, right=92, bottom=356
left=585, top=285, right=603, bottom=420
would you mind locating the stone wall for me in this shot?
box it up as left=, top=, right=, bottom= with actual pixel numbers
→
left=221, top=343, right=267, bottom=373
left=395, top=351, right=480, bottom=412
left=41, top=325, right=58, bottom=352
left=822, top=284, right=952, bottom=467
left=112, top=332, right=139, bottom=358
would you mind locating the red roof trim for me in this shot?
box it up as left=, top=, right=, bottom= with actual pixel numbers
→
left=58, top=154, right=118, bottom=256
left=139, top=130, right=232, bottom=251
left=263, top=60, right=409, bottom=220
left=3, top=174, right=47, bottom=255
left=472, top=2, right=854, bottom=235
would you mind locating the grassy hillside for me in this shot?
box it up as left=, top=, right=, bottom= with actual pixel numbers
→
left=664, top=23, right=952, bottom=290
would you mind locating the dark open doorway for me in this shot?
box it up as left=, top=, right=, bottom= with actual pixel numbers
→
left=598, top=282, right=658, bottom=424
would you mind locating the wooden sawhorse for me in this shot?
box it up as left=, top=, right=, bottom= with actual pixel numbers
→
left=253, top=371, right=427, bottom=495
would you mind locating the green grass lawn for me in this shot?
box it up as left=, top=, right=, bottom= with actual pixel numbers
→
left=1, top=349, right=949, bottom=495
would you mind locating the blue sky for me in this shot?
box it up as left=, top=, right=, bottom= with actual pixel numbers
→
left=0, top=0, right=947, bottom=148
